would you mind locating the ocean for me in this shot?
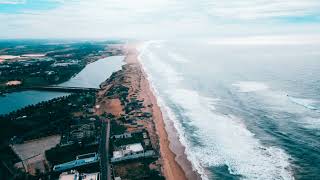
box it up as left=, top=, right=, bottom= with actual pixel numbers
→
left=138, top=40, right=320, bottom=180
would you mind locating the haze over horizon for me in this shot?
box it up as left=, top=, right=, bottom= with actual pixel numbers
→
left=0, top=0, right=320, bottom=41
left=1, top=1, right=320, bottom=180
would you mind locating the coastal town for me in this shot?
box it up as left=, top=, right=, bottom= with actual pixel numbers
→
left=0, top=41, right=174, bottom=180
left=2, top=0, right=320, bottom=179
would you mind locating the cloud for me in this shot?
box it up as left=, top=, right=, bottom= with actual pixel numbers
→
left=0, top=0, right=25, bottom=4
left=0, top=0, right=319, bottom=39
left=199, top=0, right=320, bottom=20
left=208, top=35, right=320, bottom=45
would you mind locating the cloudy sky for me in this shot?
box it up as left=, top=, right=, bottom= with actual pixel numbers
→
left=0, top=0, right=320, bottom=39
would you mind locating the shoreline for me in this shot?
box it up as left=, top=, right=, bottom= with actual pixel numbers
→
left=124, top=44, right=201, bottom=180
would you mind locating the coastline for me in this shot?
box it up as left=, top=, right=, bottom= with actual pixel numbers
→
left=124, top=44, right=201, bottom=180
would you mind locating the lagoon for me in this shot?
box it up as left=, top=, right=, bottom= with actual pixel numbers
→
left=0, top=56, right=124, bottom=115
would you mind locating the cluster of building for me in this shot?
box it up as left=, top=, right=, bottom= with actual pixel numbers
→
left=0, top=56, right=53, bottom=76
left=0, top=42, right=130, bottom=180
left=110, top=129, right=159, bottom=179
left=51, top=116, right=102, bottom=179
left=111, top=143, right=155, bottom=163
left=51, top=60, right=79, bottom=67
left=59, top=170, right=100, bottom=180
left=60, top=121, right=99, bottom=147
left=54, top=117, right=157, bottom=179
left=0, top=54, right=81, bottom=90
left=96, top=64, right=165, bottom=179
left=0, top=54, right=46, bottom=62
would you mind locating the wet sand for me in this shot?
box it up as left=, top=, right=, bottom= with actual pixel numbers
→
left=124, top=44, right=201, bottom=180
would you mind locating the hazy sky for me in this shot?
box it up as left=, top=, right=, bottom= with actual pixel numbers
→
left=0, top=0, right=320, bottom=39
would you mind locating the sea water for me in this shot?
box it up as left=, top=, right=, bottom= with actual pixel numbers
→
left=138, top=40, right=320, bottom=180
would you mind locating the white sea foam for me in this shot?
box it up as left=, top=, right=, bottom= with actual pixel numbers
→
left=234, top=82, right=320, bottom=130
left=232, top=81, right=318, bottom=112
left=287, top=97, right=320, bottom=129
left=137, top=42, right=294, bottom=180
left=137, top=41, right=209, bottom=179
left=264, top=90, right=320, bottom=131
left=301, top=117, right=320, bottom=130
left=288, top=96, right=318, bottom=110
left=234, top=82, right=320, bottom=129
left=169, top=88, right=294, bottom=180
left=233, top=81, right=269, bottom=92
left=167, top=51, right=190, bottom=63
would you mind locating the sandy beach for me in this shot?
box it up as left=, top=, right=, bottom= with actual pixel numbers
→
left=124, top=44, right=200, bottom=180
left=96, top=43, right=200, bottom=180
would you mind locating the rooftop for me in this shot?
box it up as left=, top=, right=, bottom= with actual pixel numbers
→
left=59, top=171, right=79, bottom=180
left=6, top=80, right=22, bottom=86
left=113, top=143, right=144, bottom=159
left=53, top=153, right=99, bottom=172
left=59, top=171, right=100, bottom=180
left=81, top=172, right=100, bottom=180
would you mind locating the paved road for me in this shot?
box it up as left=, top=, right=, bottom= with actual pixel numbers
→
left=100, top=118, right=111, bottom=180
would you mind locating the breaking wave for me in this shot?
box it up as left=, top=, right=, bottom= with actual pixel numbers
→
left=167, top=51, right=190, bottom=63
left=137, top=42, right=294, bottom=180
left=288, top=96, right=318, bottom=110
left=232, top=81, right=269, bottom=92
left=169, top=88, right=294, bottom=180
left=233, top=80, right=320, bottom=130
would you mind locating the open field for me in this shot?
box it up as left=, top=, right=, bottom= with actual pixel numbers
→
left=11, top=135, right=60, bottom=175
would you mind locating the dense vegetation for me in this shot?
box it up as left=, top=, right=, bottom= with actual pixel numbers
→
left=0, top=92, right=95, bottom=146
left=0, top=40, right=121, bottom=55
left=46, top=143, right=99, bottom=165
left=0, top=92, right=96, bottom=180
left=0, top=40, right=118, bottom=93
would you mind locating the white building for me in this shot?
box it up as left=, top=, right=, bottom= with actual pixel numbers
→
left=59, top=170, right=100, bottom=180
left=113, top=143, right=144, bottom=159
left=82, top=172, right=100, bottom=180
left=59, top=170, right=80, bottom=180
left=111, top=143, right=156, bottom=163
left=111, top=132, right=132, bottom=139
